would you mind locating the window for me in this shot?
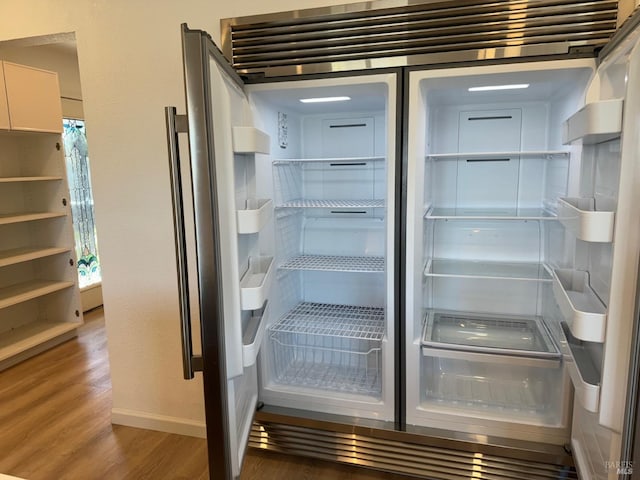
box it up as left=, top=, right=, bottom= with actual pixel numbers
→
left=62, top=119, right=101, bottom=288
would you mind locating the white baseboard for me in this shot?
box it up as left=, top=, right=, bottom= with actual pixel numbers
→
left=111, top=407, right=206, bottom=438
left=80, top=283, right=103, bottom=312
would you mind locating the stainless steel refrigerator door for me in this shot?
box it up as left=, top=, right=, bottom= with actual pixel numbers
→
left=166, top=24, right=269, bottom=480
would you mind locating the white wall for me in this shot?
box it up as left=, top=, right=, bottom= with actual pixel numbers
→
left=0, top=0, right=363, bottom=435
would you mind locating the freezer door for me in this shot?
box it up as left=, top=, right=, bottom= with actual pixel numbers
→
left=166, top=25, right=271, bottom=480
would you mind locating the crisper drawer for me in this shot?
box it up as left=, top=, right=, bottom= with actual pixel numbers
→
left=421, top=310, right=560, bottom=360
left=421, top=350, right=565, bottom=425
left=268, top=302, right=384, bottom=398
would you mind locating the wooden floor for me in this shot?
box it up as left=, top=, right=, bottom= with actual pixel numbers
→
left=0, top=309, right=403, bottom=479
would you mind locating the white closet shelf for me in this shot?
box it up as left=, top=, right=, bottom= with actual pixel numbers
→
left=562, top=323, right=600, bottom=413
left=557, top=197, right=614, bottom=243
left=270, top=302, right=385, bottom=341
left=0, top=280, right=74, bottom=310
left=0, top=246, right=71, bottom=268
left=273, top=156, right=385, bottom=165
left=0, top=320, right=78, bottom=363
left=0, top=212, right=66, bottom=225
left=552, top=269, right=607, bottom=343
left=232, top=126, right=270, bottom=154
left=424, top=259, right=552, bottom=282
left=425, top=206, right=556, bottom=220
left=239, top=256, right=274, bottom=311
left=0, top=176, right=63, bottom=182
left=563, top=98, right=623, bottom=144
left=236, top=198, right=272, bottom=234
left=426, top=150, right=569, bottom=160
left=277, top=199, right=384, bottom=209
left=279, top=255, right=384, bottom=273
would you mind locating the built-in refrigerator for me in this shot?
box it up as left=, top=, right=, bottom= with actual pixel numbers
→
left=165, top=6, right=640, bottom=479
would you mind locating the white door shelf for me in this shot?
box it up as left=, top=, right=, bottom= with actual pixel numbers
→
left=424, top=259, right=552, bottom=282
left=552, top=269, right=607, bottom=343
left=236, top=198, right=272, bottom=234
left=557, top=197, right=615, bottom=243
left=0, top=280, right=75, bottom=310
left=562, top=323, right=600, bottom=413
left=0, top=247, right=71, bottom=268
left=279, top=255, right=384, bottom=273
left=0, top=212, right=66, bottom=225
left=563, top=98, right=623, bottom=144
left=426, top=150, right=569, bottom=160
left=277, top=199, right=385, bottom=209
left=239, top=256, right=274, bottom=311
left=242, top=301, right=268, bottom=368
left=232, top=126, right=270, bottom=154
left=425, top=207, right=556, bottom=220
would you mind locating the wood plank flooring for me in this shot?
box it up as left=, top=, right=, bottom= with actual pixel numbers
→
left=0, top=309, right=403, bottom=479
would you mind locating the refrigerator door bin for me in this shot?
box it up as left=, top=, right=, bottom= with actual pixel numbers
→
left=236, top=198, right=273, bottom=234
left=420, top=350, right=564, bottom=425
left=552, top=268, right=607, bottom=342
left=560, top=323, right=600, bottom=413
left=239, top=256, right=274, bottom=311
left=231, top=126, right=270, bottom=154
left=557, top=197, right=615, bottom=242
left=268, top=301, right=384, bottom=397
left=562, top=98, right=623, bottom=144
left=242, top=301, right=269, bottom=368
left=421, top=310, right=560, bottom=360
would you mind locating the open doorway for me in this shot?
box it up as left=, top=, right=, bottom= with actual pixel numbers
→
left=0, top=34, right=103, bottom=312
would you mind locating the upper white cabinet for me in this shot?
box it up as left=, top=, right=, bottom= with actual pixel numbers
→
left=1, top=61, right=63, bottom=134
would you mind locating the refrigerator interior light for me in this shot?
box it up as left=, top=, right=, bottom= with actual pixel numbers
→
left=468, top=84, right=530, bottom=91
left=299, top=96, right=351, bottom=103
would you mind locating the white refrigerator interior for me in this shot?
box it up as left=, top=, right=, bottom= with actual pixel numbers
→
left=244, top=75, right=397, bottom=421
left=405, top=59, right=598, bottom=446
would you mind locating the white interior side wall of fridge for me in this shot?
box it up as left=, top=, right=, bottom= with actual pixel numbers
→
left=405, top=59, right=595, bottom=445
left=247, top=74, right=397, bottom=421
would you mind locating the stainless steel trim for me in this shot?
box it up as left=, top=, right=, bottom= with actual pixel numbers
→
left=251, top=409, right=577, bottom=479
left=221, top=0, right=616, bottom=77
left=599, top=5, right=640, bottom=62
left=165, top=106, right=200, bottom=380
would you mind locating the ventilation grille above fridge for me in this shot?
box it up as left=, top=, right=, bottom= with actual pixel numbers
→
left=220, top=0, right=618, bottom=77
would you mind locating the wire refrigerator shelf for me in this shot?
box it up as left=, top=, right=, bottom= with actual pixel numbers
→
left=279, top=255, right=385, bottom=273
left=269, top=302, right=385, bottom=396
left=277, top=199, right=385, bottom=209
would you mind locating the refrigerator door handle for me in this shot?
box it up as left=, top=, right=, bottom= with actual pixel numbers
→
left=165, top=105, right=203, bottom=379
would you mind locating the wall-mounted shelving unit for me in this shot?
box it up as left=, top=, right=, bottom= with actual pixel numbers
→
left=0, top=61, right=82, bottom=370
